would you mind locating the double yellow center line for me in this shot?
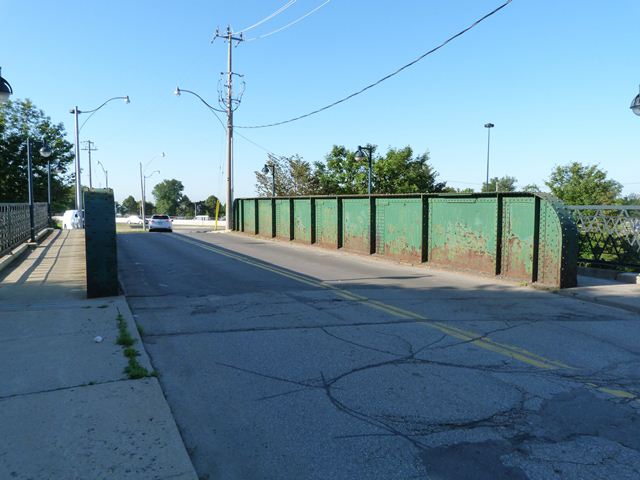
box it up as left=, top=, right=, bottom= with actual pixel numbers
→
left=171, top=233, right=638, bottom=402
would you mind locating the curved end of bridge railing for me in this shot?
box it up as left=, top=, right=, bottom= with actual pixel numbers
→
left=232, top=192, right=578, bottom=289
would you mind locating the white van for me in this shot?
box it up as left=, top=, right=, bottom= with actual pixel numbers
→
left=62, top=210, right=83, bottom=229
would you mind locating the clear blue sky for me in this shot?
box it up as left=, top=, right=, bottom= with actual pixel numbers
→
left=2, top=0, right=639, bottom=203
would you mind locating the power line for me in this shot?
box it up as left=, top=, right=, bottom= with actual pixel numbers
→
left=237, top=0, right=513, bottom=129
left=237, top=0, right=297, bottom=34
left=245, top=0, right=331, bottom=42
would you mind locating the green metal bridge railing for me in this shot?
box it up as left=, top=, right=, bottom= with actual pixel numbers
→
left=233, top=193, right=578, bottom=289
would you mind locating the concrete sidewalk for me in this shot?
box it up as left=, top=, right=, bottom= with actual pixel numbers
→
left=0, top=230, right=197, bottom=479
left=558, top=274, right=640, bottom=314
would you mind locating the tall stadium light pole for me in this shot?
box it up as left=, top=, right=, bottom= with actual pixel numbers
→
left=70, top=96, right=130, bottom=213
left=354, top=146, right=374, bottom=195
left=631, top=85, right=640, bottom=116
left=484, top=123, right=494, bottom=191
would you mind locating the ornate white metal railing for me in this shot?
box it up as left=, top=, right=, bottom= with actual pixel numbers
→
left=0, top=203, right=49, bottom=256
left=567, top=205, right=640, bottom=268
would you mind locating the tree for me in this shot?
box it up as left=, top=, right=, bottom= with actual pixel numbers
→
left=620, top=193, right=640, bottom=205
left=313, top=145, right=370, bottom=195
left=373, top=146, right=446, bottom=194
left=203, top=195, right=225, bottom=217
left=152, top=179, right=184, bottom=215
left=545, top=162, right=622, bottom=205
left=310, top=145, right=446, bottom=195
left=136, top=200, right=155, bottom=216
left=0, top=99, right=75, bottom=212
left=255, top=155, right=317, bottom=196
left=522, top=184, right=541, bottom=193
left=121, top=195, right=138, bottom=215
left=176, top=195, right=194, bottom=218
left=482, top=176, right=517, bottom=193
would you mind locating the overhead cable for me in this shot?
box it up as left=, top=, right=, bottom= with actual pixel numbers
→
left=245, top=0, right=331, bottom=42
left=237, top=0, right=512, bottom=129
left=237, top=0, right=297, bottom=34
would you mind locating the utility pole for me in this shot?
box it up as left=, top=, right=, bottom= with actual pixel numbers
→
left=214, top=26, right=244, bottom=230
left=139, top=162, right=146, bottom=231
left=81, top=140, right=98, bottom=189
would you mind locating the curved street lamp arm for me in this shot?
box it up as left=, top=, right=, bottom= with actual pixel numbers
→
left=176, top=88, right=226, bottom=113
left=79, top=96, right=130, bottom=131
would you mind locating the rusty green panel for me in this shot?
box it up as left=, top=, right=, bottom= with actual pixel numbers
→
left=275, top=199, right=291, bottom=240
left=257, top=199, right=273, bottom=238
left=376, top=197, right=423, bottom=262
left=537, top=195, right=578, bottom=288
left=341, top=198, right=370, bottom=253
left=428, top=197, right=497, bottom=274
left=243, top=199, right=256, bottom=234
left=501, top=197, right=535, bottom=281
left=314, top=198, right=338, bottom=248
left=292, top=198, right=312, bottom=243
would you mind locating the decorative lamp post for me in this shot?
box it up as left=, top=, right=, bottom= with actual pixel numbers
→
left=262, top=161, right=276, bottom=197
left=0, top=67, right=13, bottom=104
left=354, top=145, right=374, bottom=195
left=631, top=85, right=640, bottom=116
left=39, top=143, right=52, bottom=220
left=70, top=95, right=129, bottom=213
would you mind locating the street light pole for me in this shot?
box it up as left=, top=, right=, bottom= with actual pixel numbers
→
left=97, top=160, right=108, bottom=188
left=484, top=123, right=494, bottom=191
left=40, top=143, right=52, bottom=220
left=26, top=138, right=35, bottom=243
left=70, top=96, right=130, bottom=213
left=354, top=145, right=374, bottom=195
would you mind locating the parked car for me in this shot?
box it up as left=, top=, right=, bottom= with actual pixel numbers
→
left=127, top=215, right=143, bottom=225
left=62, top=210, right=82, bottom=229
left=148, top=214, right=172, bottom=232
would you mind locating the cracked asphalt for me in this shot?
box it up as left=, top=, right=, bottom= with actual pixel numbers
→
left=117, top=231, right=640, bottom=480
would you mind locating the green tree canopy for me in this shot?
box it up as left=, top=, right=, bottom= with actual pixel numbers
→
left=176, top=195, right=194, bottom=218
left=373, top=146, right=446, bottom=194
left=545, top=162, right=622, bottom=205
left=152, top=179, right=184, bottom=215
left=121, top=195, right=138, bottom=215
left=482, top=176, right=517, bottom=193
left=203, top=194, right=225, bottom=216
left=0, top=99, right=75, bottom=212
left=255, top=155, right=317, bottom=197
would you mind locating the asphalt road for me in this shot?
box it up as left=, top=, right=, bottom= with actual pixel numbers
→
left=117, top=231, right=640, bottom=480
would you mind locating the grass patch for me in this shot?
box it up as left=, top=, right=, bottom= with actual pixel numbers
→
left=115, top=311, right=151, bottom=379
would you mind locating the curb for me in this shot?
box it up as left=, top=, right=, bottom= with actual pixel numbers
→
left=0, top=228, right=54, bottom=276
left=556, top=289, right=640, bottom=315
left=578, top=266, right=639, bottom=285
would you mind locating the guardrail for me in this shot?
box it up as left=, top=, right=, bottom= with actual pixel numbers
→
left=0, top=203, right=49, bottom=256
left=567, top=205, right=640, bottom=269
left=234, top=193, right=578, bottom=288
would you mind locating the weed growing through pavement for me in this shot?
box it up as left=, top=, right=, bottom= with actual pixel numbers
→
left=115, top=311, right=151, bottom=379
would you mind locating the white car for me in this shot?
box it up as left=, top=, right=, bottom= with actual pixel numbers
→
left=62, top=210, right=83, bottom=229
left=127, top=215, right=143, bottom=225
left=148, top=214, right=172, bottom=232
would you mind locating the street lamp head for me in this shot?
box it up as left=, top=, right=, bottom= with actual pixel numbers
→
left=124, top=96, right=130, bottom=104
left=262, top=165, right=270, bottom=174
left=0, top=67, right=13, bottom=104
left=484, top=123, right=494, bottom=128
left=161, top=152, right=166, bottom=158
left=631, top=86, right=640, bottom=116
left=39, top=143, right=52, bottom=158
left=174, top=87, right=181, bottom=97
left=354, top=146, right=366, bottom=161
